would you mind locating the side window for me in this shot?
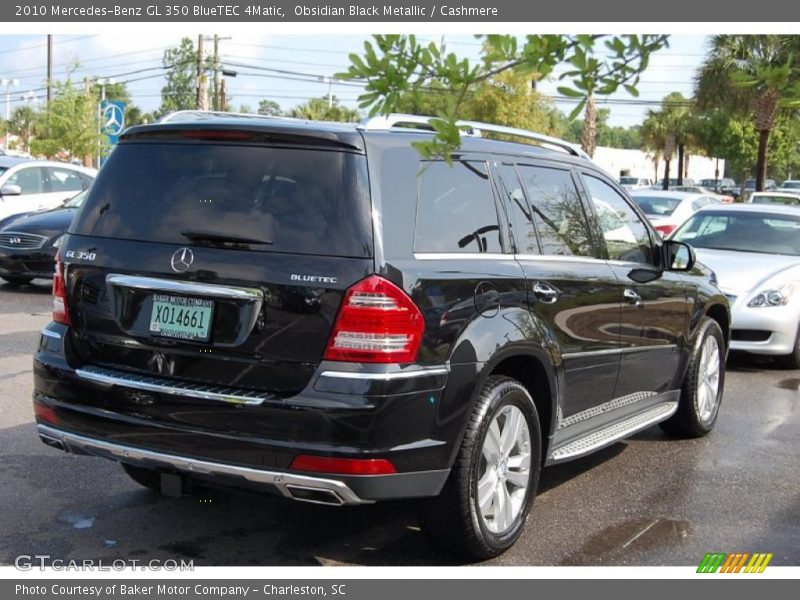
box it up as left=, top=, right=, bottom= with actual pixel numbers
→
left=6, top=167, right=47, bottom=195
left=415, top=161, right=502, bottom=253
left=517, top=165, right=594, bottom=257
left=48, top=168, right=85, bottom=193
left=495, top=163, right=539, bottom=254
left=583, top=175, right=653, bottom=264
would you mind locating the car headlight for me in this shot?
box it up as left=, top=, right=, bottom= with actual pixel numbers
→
left=747, top=282, right=797, bottom=307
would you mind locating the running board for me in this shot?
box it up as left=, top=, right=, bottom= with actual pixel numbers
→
left=549, top=402, right=678, bottom=463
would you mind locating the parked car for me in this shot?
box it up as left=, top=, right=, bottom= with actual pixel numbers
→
left=656, top=177, right=696, bottom=188
left=33, top=112, right=729, bottom=559
left=618, top=176, right=653, bottom=191
left=672, top=204, right=800, bottom=367
left=670, top=185, right=734, bottom=204
left=0, top=190, right=87, bottom=286
left=777, top=180, right=800, bottom=194
left=748, top=192, right=800, bottom=206
left=740, top=178, right=778, bottom=202
left=0, top=157, right=95, bottom=221
left=700, top=178, right=737, bottom=196
left=630, top=190, right=721, bottom=237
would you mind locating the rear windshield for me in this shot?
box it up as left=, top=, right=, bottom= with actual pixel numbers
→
left=631, top=195, right=681, bottom=216
left=71, top=142, right=373, bottom=257
left=751, top=194, right=800, bottom=206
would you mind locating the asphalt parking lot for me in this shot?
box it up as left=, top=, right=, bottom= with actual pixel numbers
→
left=1, top=279, right=798, bottom=567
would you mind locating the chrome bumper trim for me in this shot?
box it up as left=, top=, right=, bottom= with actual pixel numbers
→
left=75, top=366, right=269, bottom=406
left=36, top=424, right=372, bottom=506
left=318, top=367, right=449, bottom=381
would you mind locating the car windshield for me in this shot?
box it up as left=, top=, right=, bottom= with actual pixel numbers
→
left=781, top=181, right=800, bottom=189
left=631, top=195, right=681, bottom=216
left=673, top=211, right=800, bottom=255
left=700, top=180, right=717, bottom=187
left=619, top=177, right=639, bottom=185
left=63, top=190, right=87, bottom=208
left=751, top=194, right=800, bottom=206
left=744, top=180, right=757, bottom=189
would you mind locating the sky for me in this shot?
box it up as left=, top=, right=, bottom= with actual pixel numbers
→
left=0, top=33, right=709, bottom=127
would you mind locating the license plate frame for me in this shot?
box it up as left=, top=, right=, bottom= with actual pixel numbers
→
left=148, top=294, right=215, bottom=342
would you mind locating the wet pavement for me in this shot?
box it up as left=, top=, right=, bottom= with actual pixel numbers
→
left=1, top=279, right=798, bottom=566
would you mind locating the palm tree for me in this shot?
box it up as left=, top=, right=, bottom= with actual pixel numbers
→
left=696, top=35, right=800, bottom=191
left=641, top=106, right=676, bottom=190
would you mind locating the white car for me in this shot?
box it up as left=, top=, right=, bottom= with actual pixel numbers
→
left=748, top=191, right=800, bottom=206
left=629, top=190, right=721, bottom=237
left=618, top=176, right=653, bottom=191
left=777, top=180, right=800, bottom=194
left=671, top=204, right=800, bottom=367
left=0, top=157, right=96, bottom=221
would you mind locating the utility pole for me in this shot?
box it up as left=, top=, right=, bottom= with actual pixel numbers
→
left=196, top=34, right=207, bottom=110
left=211, top=35, right=231, bottom=111
left=46, top=34, right=52, bottom=105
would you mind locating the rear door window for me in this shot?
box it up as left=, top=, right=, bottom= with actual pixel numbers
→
left=47, top=167, right=85, bottom=193
left=494, top=163, right=539, bottom=254
left=414, top=160, right=503, bottom=253
left=71, top=143, right=373, bottom=258
left=516, top=164, right=594, bottom=257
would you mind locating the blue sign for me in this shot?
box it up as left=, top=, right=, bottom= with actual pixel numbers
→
left=99, top=100, right=125, bottom=168
left=101, top=100, right=125, bottom=144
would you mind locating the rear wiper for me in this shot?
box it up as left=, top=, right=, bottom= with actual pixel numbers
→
left=180, top=230, right=273, bottom=246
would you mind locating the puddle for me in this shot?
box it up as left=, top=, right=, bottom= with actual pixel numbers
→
left=776, top=378, right=800, bottom=391
left=560, top=518, right=691, bottom=565
left=60, top=513, right=95, bottom=530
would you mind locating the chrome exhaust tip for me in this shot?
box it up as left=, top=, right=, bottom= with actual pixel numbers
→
left=39, top=433, right=66, bottom=452
left=284, top=484, right=345, bottom=506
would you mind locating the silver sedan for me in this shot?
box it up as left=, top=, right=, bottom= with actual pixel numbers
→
left=671, top=204, right=800, bottom=367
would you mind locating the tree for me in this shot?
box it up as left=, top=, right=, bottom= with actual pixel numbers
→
left=563, top=108, right=642, bottom=149
left=30, top=77, right=105, bottom=160
left=258, top=99, right=282, bottom=116
left=696, top=35, right=800, bottom=191
left=641, top=109, right=675, bottom=188
left=661, top=92, right=691, bottom=185
left=339, top=34, right=669, bottom=160
left=159, top=37, right=201, bottom=116
left=6, top=105, right=37, bottom=153
left=287, top=96, right=360, bottom=122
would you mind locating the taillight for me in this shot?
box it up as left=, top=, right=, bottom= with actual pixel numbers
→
left=52, top=252, right=70, bottom=325
left=323, top=275, right=424, bottom=363
left=34, top=402, right=59, bottom=425
left=654, top=223, right=677, bottom=237
left=290, top=455, right=397, bottom=475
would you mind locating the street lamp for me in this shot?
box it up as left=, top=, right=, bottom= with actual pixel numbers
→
left=1, top=78, right=19, bottom=151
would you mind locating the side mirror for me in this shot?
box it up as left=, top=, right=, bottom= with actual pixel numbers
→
left=0, top=184, right=22, bottom=196
left=663, top=240, right=696, bottom=272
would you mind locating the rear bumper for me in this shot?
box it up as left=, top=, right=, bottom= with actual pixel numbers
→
left=37, top=424, right=447, bottom=505
left=34, top=323, right=460, bottom=503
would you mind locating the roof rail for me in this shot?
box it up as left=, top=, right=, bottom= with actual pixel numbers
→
left=158, top=110, right=288, bottom=123
left=358, top=113, right=589, bottom=160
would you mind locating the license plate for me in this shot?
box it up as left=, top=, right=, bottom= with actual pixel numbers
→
left=149, top=294, right=214, bottom=342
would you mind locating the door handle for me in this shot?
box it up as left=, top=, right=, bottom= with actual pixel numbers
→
left=532, top=282, right=559, bottom=304
left=624, top=288, right=642, bottom=306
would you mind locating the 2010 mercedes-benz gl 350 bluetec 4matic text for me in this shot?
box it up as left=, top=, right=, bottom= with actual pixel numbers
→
left=33, top=112, right=730, bottom=559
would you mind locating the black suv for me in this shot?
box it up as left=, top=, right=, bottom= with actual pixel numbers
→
left=33, top=112, right=729, bottom=559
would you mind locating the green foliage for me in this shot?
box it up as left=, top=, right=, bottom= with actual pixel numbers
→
left=338, top=34, right=669, bottom=158
left=5, top=105, right=37, bottom=152
left=257, top=99, right=282, bottom=116
left=287, top=96, right=360, bottom=122
left=30, top=77, right=106, bottom=160
left=159, top=37, right=201, bottom=116
left=563, top=108, right=641, bottom=149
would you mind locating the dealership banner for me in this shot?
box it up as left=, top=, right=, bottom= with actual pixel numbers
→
left=3, top=0, right=800, bottom=21
left=4, top=579, right=798, bottom=599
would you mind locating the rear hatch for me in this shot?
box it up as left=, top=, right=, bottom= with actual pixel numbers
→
left=63, top=124, right=373, bottom=400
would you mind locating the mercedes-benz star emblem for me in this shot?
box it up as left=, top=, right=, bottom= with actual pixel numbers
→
left=170, top=248, right=194, bottom=272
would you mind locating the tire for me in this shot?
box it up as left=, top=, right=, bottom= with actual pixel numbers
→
left=1, top=276, right=33, bottom=286
left=121, top=463, right=161, bottom=492
left=776, top=326, right=800, bottom=369
left=660, top=317, right=725, bottom=438
left=421, top=375, right=542, bottom=560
